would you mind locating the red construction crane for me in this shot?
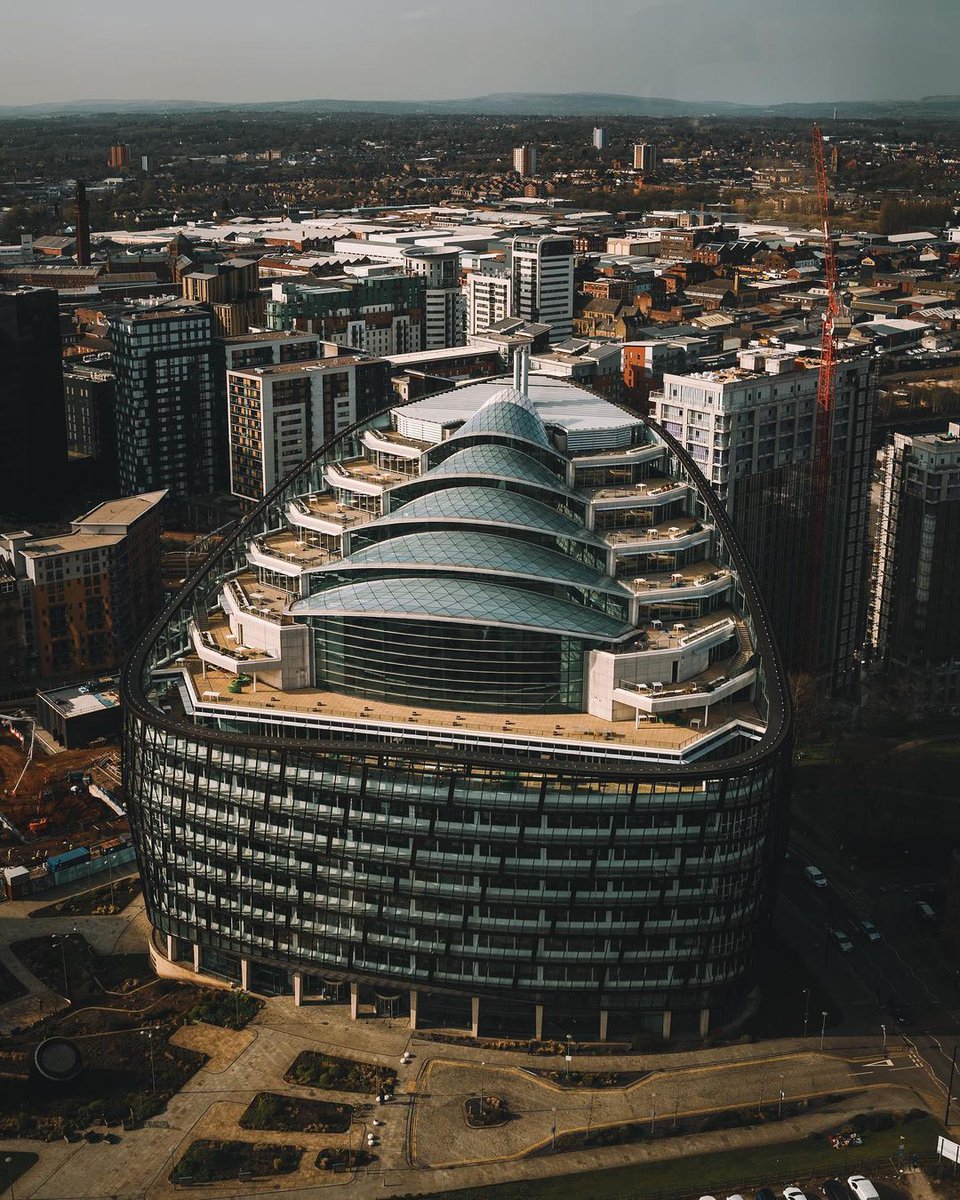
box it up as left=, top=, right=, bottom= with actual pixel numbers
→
left=801, top=123, right=842, bottom=673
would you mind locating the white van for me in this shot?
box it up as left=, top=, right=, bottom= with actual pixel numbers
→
left=848, top=1176, right=880, bottom=1200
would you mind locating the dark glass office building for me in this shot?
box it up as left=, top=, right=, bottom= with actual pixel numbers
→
left=123, top=364, right=792, bottom=1040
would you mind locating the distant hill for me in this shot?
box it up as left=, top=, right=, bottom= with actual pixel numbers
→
left=2, top=91, right=960, bottom=120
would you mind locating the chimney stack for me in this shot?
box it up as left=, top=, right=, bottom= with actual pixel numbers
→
left=75, top=180, right=91, bottom=267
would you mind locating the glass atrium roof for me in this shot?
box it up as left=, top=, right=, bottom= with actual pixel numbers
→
left=317, top=530, right=629, bottom=593
left=372, top=485, right=602, bottom=541
left=448, top=386, right=554, bottom=450
left=291, top=576, right=633, bottom=640
left=420, top=444, right=568, bottom=491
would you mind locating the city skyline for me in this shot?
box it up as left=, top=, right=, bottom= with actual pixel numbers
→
left=0, top=0, right=957, bottom=108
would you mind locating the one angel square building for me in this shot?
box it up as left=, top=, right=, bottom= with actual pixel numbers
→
left=124, top=357, right=792, bottom=1041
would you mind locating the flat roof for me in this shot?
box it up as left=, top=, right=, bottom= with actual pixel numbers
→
left=75, top=491, right=167, bottom=529
left=38, top=678, right=120, bottom=717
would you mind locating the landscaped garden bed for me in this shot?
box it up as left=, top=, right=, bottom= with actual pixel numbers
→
left=532, top=1092, right=853, bottom=1156
left=0, top=934, right=213, bottom=1140
left=523, top=1068, right=650, bottom=1088
left=284, top=1051, right=396, bottom=1094
left=172, top=1139, right=302, bottom=1184
left=464, top=1095, right=510, bottom=1128
left=316, top=1147, right=376, bottom=1172
left=239, top=1092, right=352, bottom=1133
left=30, top=876, right=142, bottom=918
left=185, top=987, right=262, bottom=1030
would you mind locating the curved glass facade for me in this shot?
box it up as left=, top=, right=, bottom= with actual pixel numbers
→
left=123, top=373, right=792, bottom=1039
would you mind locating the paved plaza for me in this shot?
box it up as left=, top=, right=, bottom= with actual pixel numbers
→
left=0, top=882, right=944, bottom=1200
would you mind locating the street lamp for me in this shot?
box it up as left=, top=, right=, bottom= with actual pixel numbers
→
left=5, top=1154, right=14, bottom=1200
left=802, top=987, right=810, bottom=1038
left=778, top=1073, right=785, bottom=1119
left=881, top=1023, right=887, bottom=1056
left=51, top=932, right=70, bottom=999
left=565, top=1033, right=572, bottom=1079
left=819, top=1010, right=828, bottom=1051
left=140, top=1028, right=156, bottom=1095
left=650, top=1091, right=657, bottom=1135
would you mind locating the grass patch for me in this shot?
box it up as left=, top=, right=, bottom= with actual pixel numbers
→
left=31, top=876, right=141, bottom=918
left=239, top=1092, right=351, bottom=1133
left=186, top=988, right=262, bottom=1030
left=284, top=1051, right=396, bottom=1094
left=0, top=1152, right=38, bottom=1192
left=172, top=1139, right=302, bottom=1184
left=0, top=957, right=27, bottom=1006
left=417, top=1112, right=942, bottom=1200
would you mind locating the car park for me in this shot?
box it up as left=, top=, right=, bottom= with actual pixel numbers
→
left=804, top=865, right=827, bottom=888
left=848, top=1176, right=880, bottom=1200
left=821, top=1181, right=846, bottom=1200
left=856, top=917, right=880, bottom=942
left=831, top=927, right=853, bottom=953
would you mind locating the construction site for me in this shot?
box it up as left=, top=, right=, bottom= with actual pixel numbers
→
left=0, top=715, right=128, bottom=883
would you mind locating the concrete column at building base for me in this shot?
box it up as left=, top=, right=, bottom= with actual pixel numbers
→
left=535, top=1004, right=544, bottom=1041
left=240, top=958, right=250, bottom=991
left=661, top=1010, right=672, bottom=1040
left=599, top=1009, right=609, bottom=1043
left=471, top=995, right=480, bottom=1038
left=409, top=989, right=418, bottom=1031
left=192, top=943, right=201, bottom=973
left=293, top=971, right=304, bottom=1007
left=699, top=1007, right=710, bottom=1038
left=350, top=982, right=360, bottom=1020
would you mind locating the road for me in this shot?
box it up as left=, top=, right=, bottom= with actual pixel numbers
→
left=780, top=842, right=960, bottom=1114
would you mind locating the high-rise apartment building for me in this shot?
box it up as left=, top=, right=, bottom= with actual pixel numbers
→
left=466, top=270, right=512, bottom=337
left=401, top=249, right=463, bottom=349
left=124, top=363, right=791, bottom=1040
left=266, top=275, right=424, bottom=356
left=111, top=302, right=217, bottom=499
left=0, top=287, right=68, bottom=519
left=654, top=348, right=874, bottom=690
left=512, top=144, right=538, bottom=176
left=228, top=355, right=389, bottom=502
left=633, top=143, right=657, bottom=173
left=0, top=490, right=165, bottom=680
left=510, top=235, right=575, bottom=341
left=868, top=422, right=960, bottom=710
left=108, top=143, right=130, bottom=170
left=63, top=361, right=118, bottom=489
left=593, top=127, right=608, bottom=151
left=181, top=259, right=264, bottom=338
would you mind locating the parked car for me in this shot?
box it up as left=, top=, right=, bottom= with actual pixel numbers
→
left=804, top=865, right=827, bottom=888
left=915, top=900, right=936, bottom=923
left=757, top=1190, right=777, bottom=1200
left=821, top=1181, right=846, bottom=1200
left=831, top=928, right=853, bottom=953
left=848, top=1176, right=880, bottom=1200
left=856, top=917, right=881, bottom=942
left=783, top=1188, right=808, bottom=1200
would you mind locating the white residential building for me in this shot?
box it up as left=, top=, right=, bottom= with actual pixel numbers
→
left=510, top=234, right=575, bottom=342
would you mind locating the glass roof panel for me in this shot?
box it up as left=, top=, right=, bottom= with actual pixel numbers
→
left=321, top=530, right=628, bottom=592
left=449, top=386, right=554, bottom=449
left=373, top=485, right=601, bottom=541
left=424, top=444, right=567, bottom=491
left=291, top=576, right=632, bottom=640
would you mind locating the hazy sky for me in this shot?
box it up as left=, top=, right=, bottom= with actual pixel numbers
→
left=2, top=0, right=956, bottom=107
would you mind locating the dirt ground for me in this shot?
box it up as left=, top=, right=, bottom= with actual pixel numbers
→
left=0, top=733, right=128, bottom=868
